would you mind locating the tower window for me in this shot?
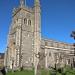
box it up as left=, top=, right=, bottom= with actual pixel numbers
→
left=24, top=18, right=27, bottom=24
left=28, top=20, right=31, bottom=25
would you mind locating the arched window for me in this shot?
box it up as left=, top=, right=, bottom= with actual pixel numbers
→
left=24, top=18, right=27, bottom=24
left=28, top=20, right=31, bottom=25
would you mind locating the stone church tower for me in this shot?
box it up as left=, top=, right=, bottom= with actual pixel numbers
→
left=4, top=0, right=74, bottom=71
left=5, top=0, right=41, bottom=69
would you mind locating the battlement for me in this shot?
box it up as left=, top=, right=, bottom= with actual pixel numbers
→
left=12, top=6, right=34, bottom=17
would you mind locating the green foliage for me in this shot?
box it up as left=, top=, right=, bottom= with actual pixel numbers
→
left=56, top=72, right=62, bottom=75
left=62, top=66, right=75, bottom=75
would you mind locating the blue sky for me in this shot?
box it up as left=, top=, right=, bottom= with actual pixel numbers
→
left=0, top=0, right=75, bottom=53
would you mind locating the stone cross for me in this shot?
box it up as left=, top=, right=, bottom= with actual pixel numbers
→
left=34, top=52, right=47, bottom=75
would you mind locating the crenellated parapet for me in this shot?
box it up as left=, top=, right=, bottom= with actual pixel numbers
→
left=12, top=7, right=34, bottom=17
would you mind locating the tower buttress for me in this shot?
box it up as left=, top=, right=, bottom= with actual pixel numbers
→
left=34, top=0, right=41, bottom=75
left=34, top=0, right=41, bottom=32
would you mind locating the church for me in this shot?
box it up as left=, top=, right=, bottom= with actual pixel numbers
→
left=4, top=0, right=74, bottom=70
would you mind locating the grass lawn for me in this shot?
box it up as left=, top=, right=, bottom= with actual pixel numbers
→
left=6, top=67, right=75, bottom=75
left=6, top=70, right=34, bottom=75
